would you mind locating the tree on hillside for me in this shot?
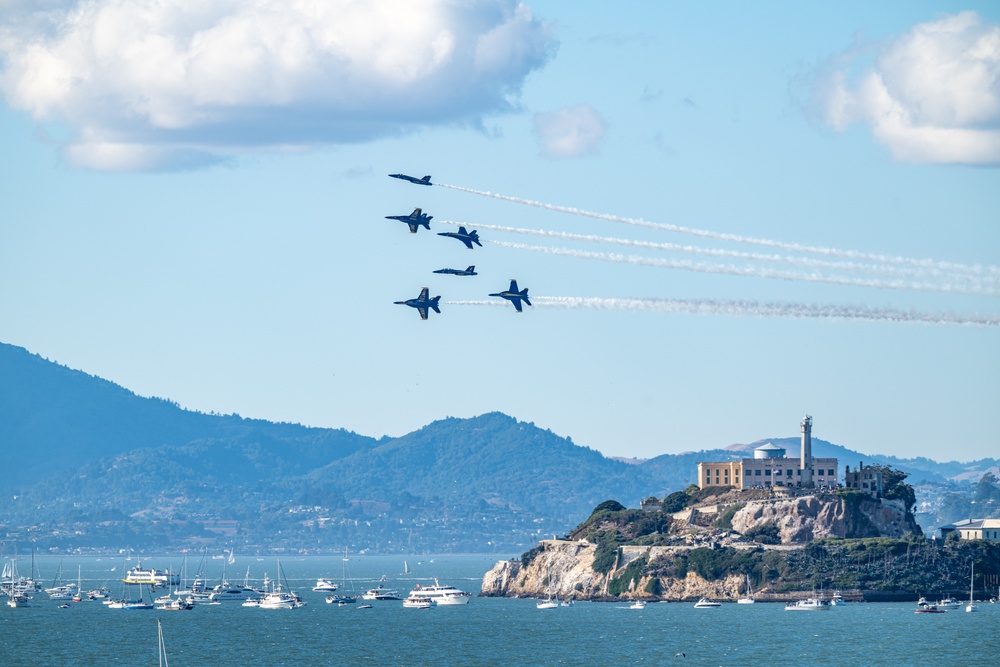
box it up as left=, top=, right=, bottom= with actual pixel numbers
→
left=867, top=464, right=917, bottom=513
left=973, top=472, right=1000, bottom=516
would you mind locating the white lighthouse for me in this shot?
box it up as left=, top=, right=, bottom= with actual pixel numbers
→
left=800, top=415, right=813, bottom=487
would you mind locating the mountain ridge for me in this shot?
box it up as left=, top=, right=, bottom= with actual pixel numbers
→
left=2, top=341, right=996, bottom=552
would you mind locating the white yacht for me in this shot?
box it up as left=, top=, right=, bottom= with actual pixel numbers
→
left=403, top=595, right=432, bottom=609
left=257, top=591, right=300, bottom=610
left=209, top=582, right=263, bottom=602
left=693, top=597, right=721, bottom=608
left=784, top=597, right=831, bottom=611
left=312, top=578, right=339, bottom=593
left=362, top=585, right=401, bottom=601
left=408, top=579, right=471, bottom=605
left=536, top=597, right=558, bottom=609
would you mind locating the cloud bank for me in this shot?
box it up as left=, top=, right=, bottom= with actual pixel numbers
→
left=0, top=0, right=555, bottom=170
left=533, top=104, right=606, bottom=158
left=813, top=11, right=1000, bottom=166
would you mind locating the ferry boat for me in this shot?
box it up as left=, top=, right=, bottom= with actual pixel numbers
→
left=122, top=563, right=180, bottom=588
left=407, top=579, right=471, bottom=606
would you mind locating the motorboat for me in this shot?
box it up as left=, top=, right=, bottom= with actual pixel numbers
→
left=362, top=585, right=401, bottom=601
left=936, top=597, right=961, bottom=609
left=784, top=597, right=831, bottom=611
left=209, top=583, right=263, bottom=602
left=630, top=600, right=646, bottom=610
left=257, top=591, right=299, bottom=610
left=156, top=597, right=193, bottom=611
left=312, top=578, right=339, bottom=593
left=403, top=595, right=432, bottom=609
left=915, top=600, right=946, bottom=614
left=693, top=598, right=721, bottom=608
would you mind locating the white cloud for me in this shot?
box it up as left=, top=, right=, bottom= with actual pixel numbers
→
left=533, top=104, right=606, bottom=158
left=812, top=11, right=1000, bottom=166
left=0, top=0, right=555, bottom=170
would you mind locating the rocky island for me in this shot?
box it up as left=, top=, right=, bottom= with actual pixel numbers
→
left=481, top=487, right=1000, bottom=602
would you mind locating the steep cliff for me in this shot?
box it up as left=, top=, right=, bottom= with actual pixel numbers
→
left=481, top=494, right=951, bottom=602
left=728, top=493, right=921, bottom=543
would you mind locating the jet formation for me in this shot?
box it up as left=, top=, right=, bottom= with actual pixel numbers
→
left=385, top=207, right=432, bottom=233
left=389, top=173, right=432, bottom=186
left=394, top=287, right=441, bottom=320
left=489, top=280, right=532, bottom=312
left=437, top=226, right=482, bottom=249
left=388, top=173, right=529, bottom=318
left=433, top=265, right=477, bottom=276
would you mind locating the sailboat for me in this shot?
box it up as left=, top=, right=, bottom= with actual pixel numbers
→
left=72, top=565, right=82, bottom=602
left=158, top=620, right=170, bottom=667
left=737, top=574, right=755, bottom=604
left=966, top=560, right=978, bottom=613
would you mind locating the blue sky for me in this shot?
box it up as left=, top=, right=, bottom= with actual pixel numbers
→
left=1, top=1, right=998, bottom=463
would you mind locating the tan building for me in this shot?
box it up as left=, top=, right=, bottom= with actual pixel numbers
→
left=697, top=416, right=838, bottom=490
left=941, top=519, right=1000, bottom=542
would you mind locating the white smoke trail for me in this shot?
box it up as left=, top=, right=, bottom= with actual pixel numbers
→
left=444, top=297, right=1000, bottom=326
left=487, top=240, right=1000, bottom=296
left=439, top=220, right=998, bottom=292
left=438, top=183, right=999, bottom=277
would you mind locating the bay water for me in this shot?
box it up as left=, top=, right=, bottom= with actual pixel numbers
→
left=2, top=554, right=998, bottom=666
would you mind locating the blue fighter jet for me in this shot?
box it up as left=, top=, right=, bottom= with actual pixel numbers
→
left=433, top=265, right=477, bottom=276
left=437, top=226, right=482, bottom=249
left=394, top=287, right=441, bottom=320
left=389, top=173, right=432, bottom=186
left=385, top=207, right=432, bottom=233
left=489, top=280, right=531, bottom=312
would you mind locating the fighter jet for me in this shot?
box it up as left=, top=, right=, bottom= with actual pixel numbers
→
left=433, top=265, right=477, bottom=276
left=394, top=287, right=441, bottom=320
left=389, top=173, right=433, bottom=186
left=489, top=279, right=531, bottom=313
left=385, top=207, right=432, bottom=233
left=437, top=226, right=482, bottom=249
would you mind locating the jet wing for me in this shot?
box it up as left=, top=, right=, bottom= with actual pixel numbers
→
left=407, top=222, right=419, bottom=233
left=510, top=298, right=523, bottom=312
left=418, top=287, right=429, bottom=301
left=418, top=307, right=429, bottom=320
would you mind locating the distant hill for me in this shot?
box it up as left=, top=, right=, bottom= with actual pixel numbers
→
left=0, top=343, right=374, bottom=492
left=1, top=341, right=996, bottom=553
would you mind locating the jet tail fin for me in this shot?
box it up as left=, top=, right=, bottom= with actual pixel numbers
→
left=521, top=288, right=531, bottom=307
left=467, top=266, right=475, bottom=273
left=430, top=296, right=441, bottom=314
left=421, top=175, right=432, bottom=184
